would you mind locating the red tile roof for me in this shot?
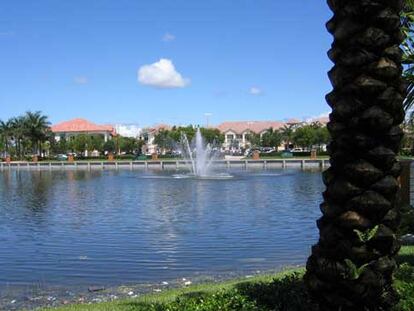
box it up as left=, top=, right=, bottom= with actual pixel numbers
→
left=217, top=121, right=285, bottom=135
left=51, top=118, right=116, bottom=135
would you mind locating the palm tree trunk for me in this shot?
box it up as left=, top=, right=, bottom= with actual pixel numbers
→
left=305, top=1, right=405, bottom=310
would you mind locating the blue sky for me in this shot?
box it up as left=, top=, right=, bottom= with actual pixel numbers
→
left=0, top=1, right=333, bottom=127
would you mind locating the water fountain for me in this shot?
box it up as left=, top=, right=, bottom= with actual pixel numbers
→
left=177, top=128, right=233, bottom=179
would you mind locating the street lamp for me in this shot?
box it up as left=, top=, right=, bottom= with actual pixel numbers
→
left=204, top=113, right=212, bottom=128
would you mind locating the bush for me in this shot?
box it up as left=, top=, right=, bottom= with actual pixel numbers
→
left=395, top=263, right=414, bottom=311
left=141, top=290, right=261, bottom=311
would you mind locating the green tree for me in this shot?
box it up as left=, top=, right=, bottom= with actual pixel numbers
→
left=119, top=137, right=144, bottom=154
left=314, top=126, right=330, bottom=150
left=200, top=128, right=224, bottom=144
left=292, top=125, right=315, bottom=150
left=24, top=111, right=51, bottom=156
left=0, top=119, right=11, bottom=157
left=261, top=128, right=282, bottom=150
left=245, top=132, right=261, bottom=148
left=305, top=1, right=405, bottom=310
left=280, top=124, right=295, bottom=150
left=103, top=140, right=116, bottom=153
left=154, top=129, right=175, bottom=152
left=71, top=134, right=91, bottom=154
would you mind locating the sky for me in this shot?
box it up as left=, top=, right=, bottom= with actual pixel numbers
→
left=0, top=1, right=333, bottom=127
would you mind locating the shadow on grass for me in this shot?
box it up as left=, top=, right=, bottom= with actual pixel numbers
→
left=102, top=253, right=414, bottom=311
left=235, top=273, right=317, bottom=311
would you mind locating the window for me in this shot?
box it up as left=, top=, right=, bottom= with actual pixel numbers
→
left=226, top=134, right=234, bottom=141
left=236, top=134, right=243, bottom=139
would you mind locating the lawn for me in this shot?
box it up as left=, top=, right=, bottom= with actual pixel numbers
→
left=44, top=246, right=414, bottom=311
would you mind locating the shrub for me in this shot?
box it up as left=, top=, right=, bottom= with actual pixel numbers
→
left=399, top=205, right=414, bottom=236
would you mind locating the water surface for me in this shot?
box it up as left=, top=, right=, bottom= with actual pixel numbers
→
left=0, top=169, right=323, bottom=289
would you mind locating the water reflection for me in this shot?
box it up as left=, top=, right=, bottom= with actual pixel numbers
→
left=0, top=169, right=323, bottom=287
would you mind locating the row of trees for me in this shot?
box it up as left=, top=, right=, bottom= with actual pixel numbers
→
left=0, top=111, right=51, bottom=158
left=247, top=123, right=330, bottom=151
left=153, top=123, right=330, bottom=153
left=0, top=112, right=145, bottom=159
left=50, top=135, right=144, bottom=156
left=154, top=126, right=225, bottom=152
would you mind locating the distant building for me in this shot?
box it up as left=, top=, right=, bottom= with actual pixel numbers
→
left=115, top=124, right=142, bottom=138
left=140, top=124, right=171, bottom=155
left=51, top=118, right=116, bottom=142
left=217, top=121, right=286, bottom=150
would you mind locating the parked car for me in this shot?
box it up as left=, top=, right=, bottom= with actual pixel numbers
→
left=56, top=154, right=68, bottom=161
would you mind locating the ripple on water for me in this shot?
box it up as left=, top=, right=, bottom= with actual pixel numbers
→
left=0, top=169, right=323, bottom=289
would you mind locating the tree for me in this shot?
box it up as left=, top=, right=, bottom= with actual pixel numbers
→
left=0, top=119, right=12, bottom=157
left=71, top=134, right=90, bottom=155
left=119, top=137, right=144, bottom=154
left=103, top=140, right=116, bottom=153
left=305, top=2, right=405, bottom=311
left=200, top=128, right=224, bottom=145
left=280, top=124, right=295, bottom=150
left=292, top=125, right=315, bottom=150
left=261, top=128, right=282, bottom=150
left=154, top=129, right=175, bottom=153
left=314, top=126, right=330, bottom=150
left=24, top=111, right=50, bottom=156
left=246, top=132, right=261, bottom=148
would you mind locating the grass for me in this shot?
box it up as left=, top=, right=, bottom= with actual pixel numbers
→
left=43, top=246, right=414, bottom=311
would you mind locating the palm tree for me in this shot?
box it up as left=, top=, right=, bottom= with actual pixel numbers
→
left=305, top=1, right=405, bottom=311
left=10, top=116, right=26, bottom=159
left=280, top=124, right=294, bottom=150
left=0, top=119, right=12, bottom=157
left=24, top=111, right=50, bottom=156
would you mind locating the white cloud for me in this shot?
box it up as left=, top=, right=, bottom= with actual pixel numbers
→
left=74, top=76, right=88, bottom=84
left=138, top=59, right=190, bottom=89
left=162, top=33, right=175, bottom=42
left=249, top=87, right=262, bottom=95
left=304, top=112, right=330, bottom=123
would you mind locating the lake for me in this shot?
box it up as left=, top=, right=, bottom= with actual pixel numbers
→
left=0, top=169, right=323, bottom=291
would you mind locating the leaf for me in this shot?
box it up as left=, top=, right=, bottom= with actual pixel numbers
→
left=353, top=225, right=379, bottom=243
left=344, top=259, right=370, bottom=280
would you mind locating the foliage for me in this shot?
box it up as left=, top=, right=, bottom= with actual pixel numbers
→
left=153, top=126, right=225, bottom=152
left=354, top=225, right=379, bottom=243
left=261, top=128, right=282, bottom=149
left=103, top=140, right=116, bottom=153
left=0, top=111, right=51, bottom=159
left=343, top=259, right=370, bottom=281
left=280, top=124, right=295, bottom=148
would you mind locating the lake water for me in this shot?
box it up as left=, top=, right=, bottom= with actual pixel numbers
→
left=0, top=169, right=323, bottom=290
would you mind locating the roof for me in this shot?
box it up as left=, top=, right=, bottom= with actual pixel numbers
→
left=51, top=118, right=116, bottom=135
left=146, top=123, right=172, bottom=133
left=217, top=121, right=285, bottom=135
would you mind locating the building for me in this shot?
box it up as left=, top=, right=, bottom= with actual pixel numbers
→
left=140, top=124, right=171, bottom=155
left=51, top=118, right=116, bottom=142
left=114, top=124, right=142, bottom=138
left=217, top=121, right=287, bottom=150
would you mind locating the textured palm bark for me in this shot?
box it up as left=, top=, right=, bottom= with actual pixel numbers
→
left=305, top=1, right=405, bottom=310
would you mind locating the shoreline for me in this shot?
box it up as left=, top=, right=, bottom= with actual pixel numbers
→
left=0, top=158, right=330, bottom=172
left=0, top=266, right=303, bottom=311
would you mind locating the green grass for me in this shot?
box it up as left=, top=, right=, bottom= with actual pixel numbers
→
left=43, top=247, right=414, bottom=311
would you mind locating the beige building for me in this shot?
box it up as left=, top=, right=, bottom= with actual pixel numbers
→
left=217, top=121, right=287, bottom=150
